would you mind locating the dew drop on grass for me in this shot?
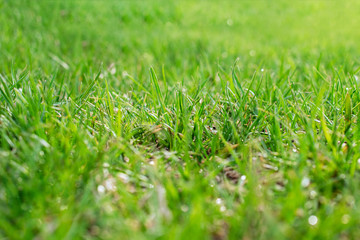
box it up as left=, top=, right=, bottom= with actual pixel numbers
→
left=309, top=190, right=317, bottom=199
left=308, top=215, right=318, bottom=226
left=216, top=198, right=222, bottom=205
left=105, top=178, right=116, bottom=192
left=240, top=175, right=247, bottom=186
left=220, top=206, right=226, bottom=212
left=97, top=185, right=106, bottom=194
left=109, top=66, right=116, bottom=75
left=301, top=177, right=310, bottom=188
left=117, top=172, right=129, bottom=183
left=38, top=138, right=50, bottom=148
left=355, top=75, right=360, bottom=83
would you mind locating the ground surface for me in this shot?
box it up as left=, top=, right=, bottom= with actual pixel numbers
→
left=1, top=0, right=360, bottom=239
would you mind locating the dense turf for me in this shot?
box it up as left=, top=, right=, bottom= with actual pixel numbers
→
left=2, top=0, right=360, bottom=239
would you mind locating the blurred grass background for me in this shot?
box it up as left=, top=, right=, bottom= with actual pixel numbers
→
left=2, top=0, right=360, bottom=77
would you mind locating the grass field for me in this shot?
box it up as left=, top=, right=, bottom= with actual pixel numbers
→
left=2, top=0, right=360, bottom=239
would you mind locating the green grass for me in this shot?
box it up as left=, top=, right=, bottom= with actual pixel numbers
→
left=2, top=0, right=360, bottom=239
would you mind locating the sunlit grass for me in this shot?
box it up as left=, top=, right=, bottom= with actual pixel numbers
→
left=1, top=0, right=360, bottom=239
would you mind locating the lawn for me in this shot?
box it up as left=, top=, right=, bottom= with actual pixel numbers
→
left=1, top=0, right=360, bottom=239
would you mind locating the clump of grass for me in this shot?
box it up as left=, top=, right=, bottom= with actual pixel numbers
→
left=2, top=0, right=360, bottom=239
